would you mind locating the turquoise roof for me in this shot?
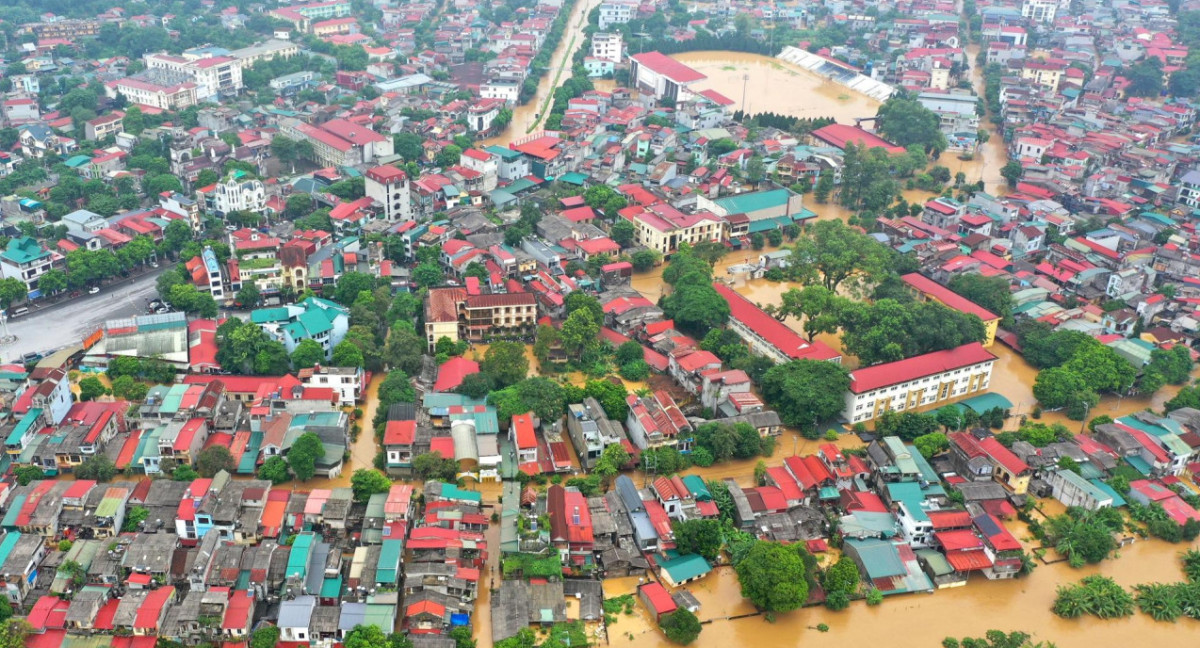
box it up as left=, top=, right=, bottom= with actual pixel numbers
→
left=681, top=474, right=710, bottom=500
left=658, top=552, right=711, bottom=583
left=63, top=155, right=91, bottom=168
left=238, top=431, right=263, bottom=474
left=1, top=237, right=48, bottom=265
left=1, top=496, right=25, bottom=529
left=559, top=172, right=588, bottom=186
left=1089, top=479, right=1127, bottom=507
left=886, top=482, right=931, bottom=522
left=438, top=483, right=482, bottom=504
left=286, top=533, right=314, bottom=580
left=1125, top=456, right=1152, bottom=476
left=712, top=188, right=794, bottom=214
left=953, top=393, right=1014, bottom=413
left=377, top=539, right=402, bottom=585
left=320, top=575, right=343, bottom=598
left=484, top=145, right=522, bottom=161
left=251, top=307, right=291, bottom=323
left=5, top=408, right=42, bottom=447
left=0, top=531, right=21, bottom=564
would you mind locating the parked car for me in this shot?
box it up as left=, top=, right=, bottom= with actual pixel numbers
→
left=88, top=286, right=100, bottom=294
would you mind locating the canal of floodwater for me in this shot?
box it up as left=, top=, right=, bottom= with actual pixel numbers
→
left=480, top=0, right=603, bottom=147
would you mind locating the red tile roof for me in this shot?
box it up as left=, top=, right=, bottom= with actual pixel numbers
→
left=512, top=412, right=537, bottom=450
left=713, top=283, right=841, bottom=361
left=639, top=582, right=677, bottom=615
left=901, top=273, right=998, bottom=321
left=848, top=343, right=996, bottom=393
left=630, top=51, right=706, bottom=83
left=811, top=123, right=906, bottom=154
left=433, top=356, right=479, bottom=392
left=384, top=420, right=416, bottom=446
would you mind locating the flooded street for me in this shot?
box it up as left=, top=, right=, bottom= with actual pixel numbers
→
left=480, top=0, right=602, bottom=147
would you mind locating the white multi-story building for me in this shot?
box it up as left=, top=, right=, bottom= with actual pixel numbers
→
left=591, top=32, right=623, bottom=63
left=0, top=236, right=54, bottom=293
left=1021, top=0, right=1057, bottom=23
left=230, top=39, right=301, bottom=68
left=303, top=365, right=365, bottom=406
left=843, top=342, right=997, bottom=424
left=598, top=0, right=635, bottom=29
left=480, top=80, right=520, bottom=104
left=365, top=165, right=413, bottom=222
left=145, top=53, right=243, bottom=101
left=200, top=174, right=266, bottom=217
left=107, top=77, right=199, bottom=111
left=185, top=246, right=226, bottom=301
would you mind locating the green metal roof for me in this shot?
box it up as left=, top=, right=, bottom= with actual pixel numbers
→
left=658, top=552, right=711, bottom=583
left=558, top=172, right=588, bottom=186
left=238, top=432, right=262, bottom=474
left=438, top=483, right=482, bottom=504
left=953, top=393, right=1014, bottom=414
left=886, top=482, right=931, bottom=522
left=845, top=537, right=904, bottom=577
left=0, top=531, right=21, bottom=565
left=1, top=237, right=48, bottom=265
left=681, top=474, right=710, bottom=500
left=712, top=188, right=793, bottom=214
left=94, top=492, right=124, bottom=518
left=251, top=307, right=291, bottom=323
left=286, top=532, right=314, bottom=580
left=1125, top=456, right=1152, bottom=476
left=915, top=548, right=954, bottom=576
left=0, top=496, right=23, bottom=529
left=377, top=539, right=402, bottom=584
left=484, top=145, right=522, bottom=161
left=1089, top=479, right=1127, bottom=507
left=320, top=575, right=343, bottom=598
left=6, top=408, right=42, bottom=447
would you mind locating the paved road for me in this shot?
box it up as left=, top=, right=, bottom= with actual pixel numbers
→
left=1, top=267, right=167, bottom=362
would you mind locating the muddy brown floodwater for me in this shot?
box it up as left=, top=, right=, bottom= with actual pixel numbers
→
left=480, top=0, right=604, bottom=147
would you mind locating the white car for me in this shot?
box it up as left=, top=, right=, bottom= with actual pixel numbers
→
left=88, top=286, right=100, bottom=294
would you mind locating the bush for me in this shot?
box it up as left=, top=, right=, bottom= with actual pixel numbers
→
left=1053, top=575, right=1134, bottom=619
left=659, top=609, right=702, bottom=645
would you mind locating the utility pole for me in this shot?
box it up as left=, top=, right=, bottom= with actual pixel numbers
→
left=740, top=73, right=749, bottom=116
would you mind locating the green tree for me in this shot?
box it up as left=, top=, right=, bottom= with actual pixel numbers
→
left=631, top=249, right=661, bottom=272
left=1125, top=56, right=1164, bottom=97
left=875, top=93, right=948, bottom=153
left=287, top=432, right=325, bottom=482
left=122, top=506, right=149, bottom=532
left=760, top=360, right=852, bottom=430
left=734, top=540, right=809, bottom=612
left=37, top=269, right=67, bottom=295
left=611, top=220, right=635, bottom=247
left=75, top=455, right=116, bottom=482
left=1001, top=160, right=1024, bottom=187
left=481, top=340, right=530, bottom=388
left=331, top=340, right=365, bottom=367
left=196, top=446, right=235, bottom=478
left=671, top=519, right=722, bottom=561
left=814, top=172, right=834, bottom=203
left=335, top=272, right=376, bottom=306
left=12, top=466, right=44, bottom=486
left=0, top=278, right=27, bottom=309
left=660, top=609, right=702, bottom=645
left=913, top=432, right=950, bottom=459
left=412, top=451, right=459, bottom=482
left=661, top=280, right=730, bottom=336
left=249, top=627, right=281, bottom=648
left=559, top=307, right=601, bottom=360
left=291, top=339, right=326, bottom=370
left=822, top=557, right=862, bottom=608
left=258, top=456, right=290, bottom=484
left=789, top=220, right=890, bottom=294
left=350, top=469, right=392, bottom=503
left=235, top=282, right=261, bottom=308
left=948, top=273, right=1013, bottom=323
left=78, top=376, right=108, bottom=402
